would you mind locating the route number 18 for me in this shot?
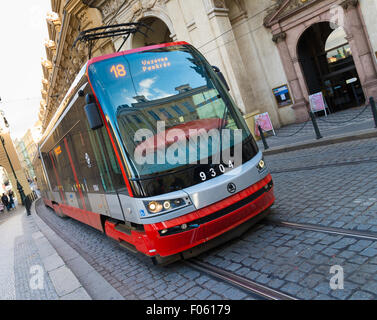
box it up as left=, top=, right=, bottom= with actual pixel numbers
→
left=110, top=64, right=127, bottom=78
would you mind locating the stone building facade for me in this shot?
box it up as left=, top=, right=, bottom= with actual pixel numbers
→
left=40, top=0, right=115, bottom=132
left=0, top=130, right=32, bottom=200
left=14, top=138, right=35, bottom=181
left=39, top=0, right=377, bottom=132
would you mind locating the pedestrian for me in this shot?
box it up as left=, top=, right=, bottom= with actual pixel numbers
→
left=8, top=190, right=14, bottom=210
left=25, top=196, right=31, bottom=216
left=1, top=193, right=9, bottom=212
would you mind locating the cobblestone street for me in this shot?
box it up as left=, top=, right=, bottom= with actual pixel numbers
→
left=30, top=137, right=377, bottom=300
left=267, top=138, right=377, bottom=230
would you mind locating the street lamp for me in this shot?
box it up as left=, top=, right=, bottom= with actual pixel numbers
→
left=0, top=98, right=26, bottom=205
left=0, top=135, right=26, bottom=205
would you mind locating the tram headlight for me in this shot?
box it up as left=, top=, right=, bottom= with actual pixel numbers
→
left=163, top=201, right=171, bottom=210
left=257, top=158, right=266, bottom=171
left=144, top=197, right=191, bottom=215
left=147, top=201, right=163, bottom=214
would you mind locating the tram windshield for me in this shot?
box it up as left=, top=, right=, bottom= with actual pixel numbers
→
left=87, top=44, right=256, bottom=181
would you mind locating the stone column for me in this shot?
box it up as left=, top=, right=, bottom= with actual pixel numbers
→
left=342, top=0, right=377, bottom=98
left=273, top=32, right=309, bottom=122
left=202, top=0, right=257, bottom=114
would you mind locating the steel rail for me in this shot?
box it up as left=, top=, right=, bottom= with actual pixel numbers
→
left=266, top=219, right=377, bottom=241
left=270, top=158, right=377, bottom=174
left=186, top=260, right=297, bottom=300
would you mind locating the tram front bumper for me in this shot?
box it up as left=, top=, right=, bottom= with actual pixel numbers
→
left=144, top=174, right=275, bottom=259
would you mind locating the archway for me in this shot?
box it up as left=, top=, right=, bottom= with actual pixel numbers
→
left=0, top=166, right=17, bottom=207
left=132, top=17, right=173, bottom=48
left=297, top=22, right=365, bottom=113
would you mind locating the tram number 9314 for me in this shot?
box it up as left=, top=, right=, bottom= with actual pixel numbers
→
left=199, top=160, right=234, bottom=182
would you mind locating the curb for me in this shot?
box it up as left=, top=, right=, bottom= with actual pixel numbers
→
left=30, top=200, right=91, bottom=300
left=32, top=198, right=124, bottom=300
left=262, top=128, right=377, bottom=155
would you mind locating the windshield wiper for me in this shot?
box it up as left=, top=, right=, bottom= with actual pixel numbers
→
left=218, top=99, right=229, bottom=163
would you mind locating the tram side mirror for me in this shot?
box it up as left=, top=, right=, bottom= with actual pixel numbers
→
left=84, top=94, right=103, bottom=130
left=212, top=66, right=230, bottom=91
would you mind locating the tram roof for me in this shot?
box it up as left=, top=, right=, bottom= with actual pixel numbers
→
left=87, top=41, right=190, bottom=67
left=39, top=62, right=88, bottom=147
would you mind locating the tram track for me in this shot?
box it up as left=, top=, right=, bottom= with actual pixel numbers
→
left=269, top=158, right=377, bottom=174
left=182, top=213, right=377, bottom=300
left=184, top=215, right=377, bottom=301
left=186, top=260, right=297, bottom=300
left=264, top=218, right=377, bottom=241
left=187, top=217, right=377, bottom=301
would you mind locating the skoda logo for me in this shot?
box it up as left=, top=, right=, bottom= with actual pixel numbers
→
left=227, top=183, right=236, bottom=194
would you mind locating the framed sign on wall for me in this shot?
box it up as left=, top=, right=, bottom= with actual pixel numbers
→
left=272, top=84, right=292, bottom=107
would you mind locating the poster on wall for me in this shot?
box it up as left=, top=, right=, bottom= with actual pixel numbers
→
left=272, top=85, right=292, bottom=107
left=254, top=112, right=275, bottom=136
left=309, top=92, right=328, bottom=116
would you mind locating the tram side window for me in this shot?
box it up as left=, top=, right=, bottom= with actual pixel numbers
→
left=41, top=152, right=57, bottom=192
left=62, top=128, right=97, bottom=195
left=102, top=128, right=122, bottom=176
left=58, top=108, right=104, bottom=194
left=87, top=127, right=116, bottom=192
left=90, top=126, right=124, bottom=192
left=67, top=90, right=125, bottom=194
left=50, top=144, right=73, bottom=192
left=40, top=85, right=127, bottom=196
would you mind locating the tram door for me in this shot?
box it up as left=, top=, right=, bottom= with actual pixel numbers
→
left=64, top=90, right=127, bottom=223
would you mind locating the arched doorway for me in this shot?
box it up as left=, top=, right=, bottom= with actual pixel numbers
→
left=297, top=22, right=365, bottom=113
left=132, top=17, right=173, bottom=48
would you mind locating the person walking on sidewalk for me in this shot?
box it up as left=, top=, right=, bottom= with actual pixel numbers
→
left=8, top=190, right=16, bottom=209
left=1, top=193, right=9, bottom=212
left=8, top=190, right=14, bottom=210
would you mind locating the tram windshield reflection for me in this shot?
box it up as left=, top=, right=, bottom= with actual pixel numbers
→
left=88, top=45, right=254, bottom=178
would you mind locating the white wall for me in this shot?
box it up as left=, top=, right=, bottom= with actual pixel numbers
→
left=236, top=0, right=296, bottom=126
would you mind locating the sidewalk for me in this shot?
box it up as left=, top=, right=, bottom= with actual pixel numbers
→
left=257, top=104, right=377, bottom=154
left=33, top=199, right=124, bottom=300
left=0, top=202, right=91, bottom=300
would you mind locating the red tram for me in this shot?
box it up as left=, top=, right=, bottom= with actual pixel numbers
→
left=34, top=41, right=275, bottom=264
